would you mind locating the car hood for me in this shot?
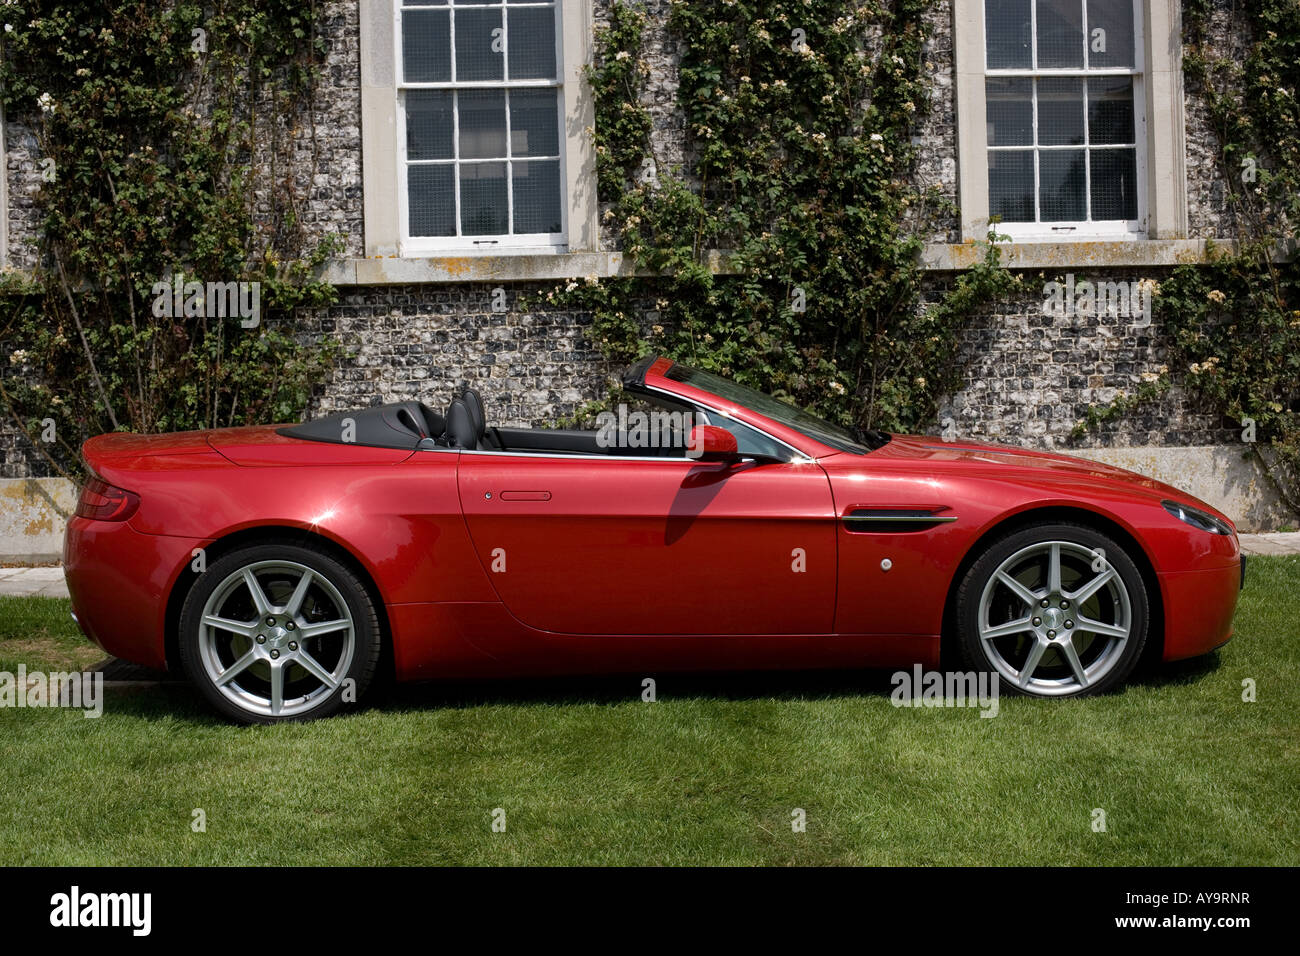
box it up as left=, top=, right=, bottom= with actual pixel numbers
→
left=865, top=434, right=1221, bottom=510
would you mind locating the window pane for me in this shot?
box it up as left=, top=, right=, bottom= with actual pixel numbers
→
left=455, top=8, right=504, bottom=82
left=461, top=162, right=508, bottom=235
left=985, top=0, right=1031, bottom=69
left=408, top=165, right=456, bottom=237
left=1037, top=77, right=1084, bottom=146
left=1035, top=0, right=1084, bottom=68
left=986, top=77, right=1032, bottom=146
left=1090, top=149, right=1137, bottom=219
left=1040, top=149, right=1085, bottom=220
left=507, top=7, right=558, bottom=80
left=513, top=159, right=562, bottom=233
left=406, top=91, right=454, bottom=160
left=1087, top=0, right=1135, bottom=69
left=459, top=90, right=507, bottom=159
left=1088, top=76, right=1135, bottom=144
left=403, top=9, right=451, bottom=83
left=510, top=89, right=560, bottom=157
left=989, top=150, right=1035, bottom=222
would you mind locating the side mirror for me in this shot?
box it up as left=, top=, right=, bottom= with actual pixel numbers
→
left=687, top=425, right=739, bottom=463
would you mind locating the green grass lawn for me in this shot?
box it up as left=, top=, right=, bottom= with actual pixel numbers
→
left=0, top=557, right=1296, bottom=866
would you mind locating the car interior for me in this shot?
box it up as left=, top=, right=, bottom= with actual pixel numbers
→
left=280, top=387, right=791, bottom=460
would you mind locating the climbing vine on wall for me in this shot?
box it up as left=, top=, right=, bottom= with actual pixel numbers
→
left=0, top=0, right=343, bottom=479
left=551, top=0, right=1017, bottom=434
left=1081, top=0, right=1300, bottom=510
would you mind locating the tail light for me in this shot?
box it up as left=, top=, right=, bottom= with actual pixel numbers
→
left=75, top=478, right=140, bottom=522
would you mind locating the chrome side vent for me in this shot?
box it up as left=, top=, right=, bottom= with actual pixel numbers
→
left=842, top=509, right=958, bottom=533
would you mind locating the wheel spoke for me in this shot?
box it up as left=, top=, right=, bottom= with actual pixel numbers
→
left=1047, top=542, right=1062, bottom=594
left=269, top=661, right=285, bottom=716
left=1060, top=637, right=1089, bottom=687
left=1019, top=639, right=1047, bottom=687
left=1067, top=568, right=1115, bottom=605
left=202, top=614, right=258, bottom=639
left=243, top=569, right=272, bottom=617
left=294, top=649, right=339, bottom=689
left=215, top=648, right=257, bottom=687
left=284, top=570, right=314, bottom=617
left=995, top=571, right=1040, bottom=608
left=298, top=619, right=350, bottom=640
left=981, top=616, right=1035, bottom=641
left=1075, top=616, right=1127, bottom=638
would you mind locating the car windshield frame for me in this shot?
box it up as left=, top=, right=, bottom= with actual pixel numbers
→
left=659, top=362, right=874, bottom=456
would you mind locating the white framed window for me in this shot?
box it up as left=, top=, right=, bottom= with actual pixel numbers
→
left=983, top=0, right=1146, bottom=239
left=395, top=0, right=566, bottom=254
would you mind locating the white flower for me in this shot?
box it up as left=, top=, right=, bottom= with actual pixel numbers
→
left=37, top=92, right=55, bottom=113
left=9, top=349, right=29, bottom=364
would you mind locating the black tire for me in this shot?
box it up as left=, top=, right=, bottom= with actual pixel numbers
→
left=178, top=542, right=382, bottom=723
left=955, top=522, right=1149, bottom=698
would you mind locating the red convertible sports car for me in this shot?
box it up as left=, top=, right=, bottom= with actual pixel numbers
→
left=65, top=356, right=1244, bottom=723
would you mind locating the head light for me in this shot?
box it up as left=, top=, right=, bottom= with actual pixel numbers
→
left=1162, top=499, right=1232, bottom=535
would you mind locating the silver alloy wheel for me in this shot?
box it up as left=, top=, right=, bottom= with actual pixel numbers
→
left=196, top=560, right=356, bottom=718
left=976, top=540, right=1132, bottom=696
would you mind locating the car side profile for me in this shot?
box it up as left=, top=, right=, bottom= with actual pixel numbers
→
left=64, top=356, right=1244, bottom=723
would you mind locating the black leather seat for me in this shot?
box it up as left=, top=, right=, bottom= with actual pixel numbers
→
left=457, top=386, right=504, bottom=450
left=444, top=399, right=481, bottom=450
left=417, top=402, right=446, bottom=439
left=462, top=388, right=485, bottom=438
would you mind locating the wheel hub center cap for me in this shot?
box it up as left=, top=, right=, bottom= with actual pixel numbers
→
left=265, top=626, right=290, bottom=651
left=1043, top=607, right=1063, bottom=631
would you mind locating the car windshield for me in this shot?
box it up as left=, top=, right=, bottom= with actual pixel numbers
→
left=662, top=363, right=884, bottom=455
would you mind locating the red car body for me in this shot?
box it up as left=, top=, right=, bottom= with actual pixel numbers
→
left=65, top=357, right=1242, bottom=686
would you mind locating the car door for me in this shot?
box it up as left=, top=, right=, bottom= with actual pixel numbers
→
left=456, top=452, right=837, bottom=635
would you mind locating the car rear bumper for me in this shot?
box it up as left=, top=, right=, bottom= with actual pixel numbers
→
left=63, top=517, right=203, bottom=671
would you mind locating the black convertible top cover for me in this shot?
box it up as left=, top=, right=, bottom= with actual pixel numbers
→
left=279, top=401, right=445, bottom=450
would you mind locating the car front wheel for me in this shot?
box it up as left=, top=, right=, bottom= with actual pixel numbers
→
left=178, top=542, right=382, bottom=723
left=956, top=523, right=1149, bottom=697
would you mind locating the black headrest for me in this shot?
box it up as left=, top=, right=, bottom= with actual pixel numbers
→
left=461, top=387, right=485, bottom=438
left=445, top=400, right=478, bottom=450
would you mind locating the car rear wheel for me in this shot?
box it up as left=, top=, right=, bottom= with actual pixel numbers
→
left=956, top=523, right=1148, bottom=697
left=178, top=543, right=381, bottom=723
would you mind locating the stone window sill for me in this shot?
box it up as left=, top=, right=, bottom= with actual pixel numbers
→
left=919, top=239, right=1247, bottom=271
left=319, top=241, right=1281, bottom=285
